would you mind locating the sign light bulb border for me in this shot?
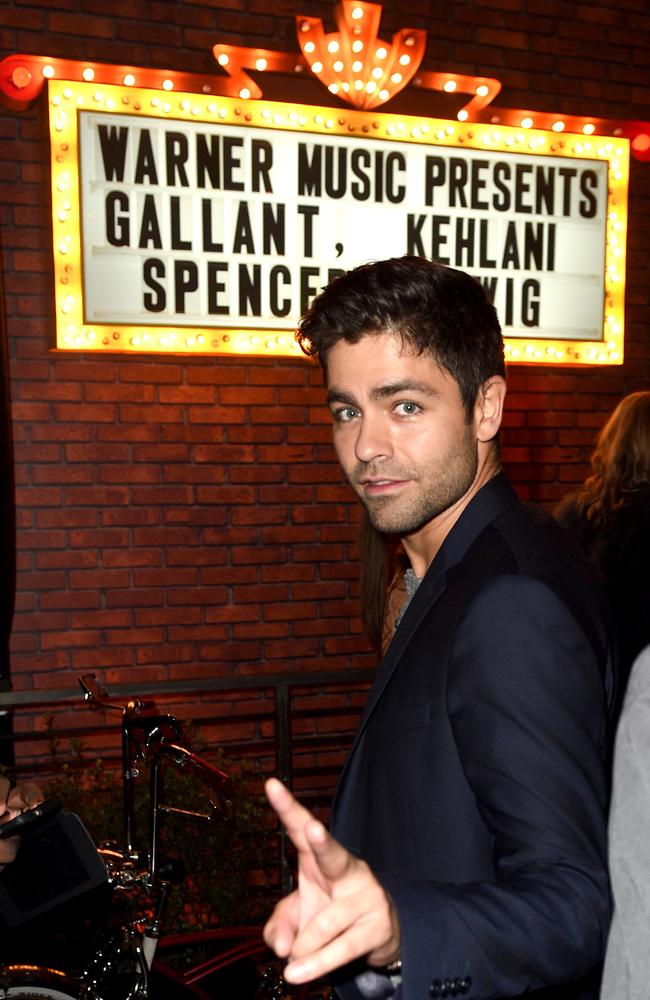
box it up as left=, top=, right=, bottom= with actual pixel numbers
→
left=46, top=78, right=629, bottom=365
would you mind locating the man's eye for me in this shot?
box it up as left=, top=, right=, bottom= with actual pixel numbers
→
left=395, top=401, right=421, bottom=416
left=333, top=407, right=359, bottom=422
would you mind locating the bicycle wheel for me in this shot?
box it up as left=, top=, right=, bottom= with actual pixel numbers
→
left=0, top=965, right=92, bottom=999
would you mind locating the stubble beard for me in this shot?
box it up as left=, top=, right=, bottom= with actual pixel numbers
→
left=354, top=443, right=479, bottom=537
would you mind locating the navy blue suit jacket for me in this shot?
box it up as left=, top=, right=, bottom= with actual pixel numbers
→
left=331, top=473, right=617, bottom=1000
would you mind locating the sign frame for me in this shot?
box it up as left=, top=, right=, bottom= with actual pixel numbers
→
left=48, top=78, right=629, bottom=365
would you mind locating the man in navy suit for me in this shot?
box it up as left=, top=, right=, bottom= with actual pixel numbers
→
left=264, top=256, right=617, bottom=999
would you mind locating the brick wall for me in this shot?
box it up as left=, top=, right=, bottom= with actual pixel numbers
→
left=1, top=0, right=649, bottom=714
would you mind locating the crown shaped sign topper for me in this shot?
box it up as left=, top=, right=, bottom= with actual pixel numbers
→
left=295, top=1, right=426, bottom=110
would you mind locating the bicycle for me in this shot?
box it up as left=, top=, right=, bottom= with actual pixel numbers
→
left=0, top=675, right=329, bottom=1000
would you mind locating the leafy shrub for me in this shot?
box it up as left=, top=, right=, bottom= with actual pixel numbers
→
left=44, top=715, right=275, bottom=931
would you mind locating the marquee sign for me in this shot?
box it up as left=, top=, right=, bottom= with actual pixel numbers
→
left=48, top=79, right=628, bottom=364
left=1, top=0, right=642, bottom=365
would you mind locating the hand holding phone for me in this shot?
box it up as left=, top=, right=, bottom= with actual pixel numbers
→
left=0, top=780, right=48, bottom=869
left=0, top=796, right=64, bottom=840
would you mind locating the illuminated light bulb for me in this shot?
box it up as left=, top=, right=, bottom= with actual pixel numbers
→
left=436, top=129, right=445, bottom=139
left=582, top=123, right=595, bottom=135
left=239, top=87, right=251, bottom=99
left=219, top=108, right=227, bottom=118
left=351, top=6, right=364, bottom=18
left=106, top=99, right=115, bottom=110
left=352, top=39, right=364, bottom=53
left=123, top=73, right=135, bottom=86
left=266, top=339, right=277, bottom=349
left=273, top=113, right=282, bottom=124
left=304, top=40, right=316, bottom=53
left=372, top=66, right=383, bottom=79
left=443, top=80, right=457, bottom=92
left=325, top=118, right=334, bottom=128
left=82, top=67, right=95, bottom=81
left=218, top=53, right=229, bottom=66
left=333, top=60, right=344, bottom=72
left=520, top=116, right=533, bottom=129
left=399, top=54, right=411, bottom=66
left=42, top=64, right=55, bottom=79
left=186, top=337, right=195, bottom=347
left=552, top=120, right=565, bottom=132
left=354, top=79, right=364, bottom=90
left=475, top=84, right=489, bottom=97
left=162, top=79, right=174, bottom=90
left=457, top=109, right=469, bottom=122
left=391, top=72, right=403, bottom=84
left=366, top=81, right=377, bottom=93
left=311, top=61, right=323, bottom=73
left=352, top=60, right=363, bottom=72
left=58, top=243, right=68, bottom=255
left=255, top=58, right=268, bottom=71
left=181, top=99, right=190, bottom=111
left=342, top=82, right=350, bottom=93
left=208, top=102, right=217, bottom=114
left=376, top=46, right=387, bottom=59
left=315, top=114, right=324, bottom=124
left=328, top=40, right=340, bottom=53
left=151, top=97, right=160, bottom=107
left=191, top=106, right=200, bottom=115
left=411, top=126, right=421, bottom=137
left=379, top=88, right=389, bottom=101
left=11, top=65, right=32, bottom=90
left=289, top=111, right=298, bottom=121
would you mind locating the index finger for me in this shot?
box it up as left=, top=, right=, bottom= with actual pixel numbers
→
left=265, top=778, right=356, bottom=884
left=265, top=778, right=320, bottom=851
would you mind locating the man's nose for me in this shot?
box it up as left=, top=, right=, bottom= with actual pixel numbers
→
left=354, top=414, right=392, bottom=463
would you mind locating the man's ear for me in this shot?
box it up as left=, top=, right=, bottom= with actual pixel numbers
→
left=475, top=376, right=506, bottom=442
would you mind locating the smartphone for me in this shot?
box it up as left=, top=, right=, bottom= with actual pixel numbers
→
left=0, top=795, right=64, bottom=839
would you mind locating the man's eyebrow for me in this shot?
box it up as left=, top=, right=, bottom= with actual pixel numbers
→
left=326, top=389, right=357, bottom=407
left=326, top=380, right=439, bottom=408
left=370, top=379, right=439, bottom=400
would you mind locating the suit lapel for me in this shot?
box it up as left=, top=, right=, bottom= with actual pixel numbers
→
left=333, top=473, right=520, bottom=819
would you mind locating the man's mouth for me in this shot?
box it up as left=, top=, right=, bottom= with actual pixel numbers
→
left=359, top=477, right=409, bottom=496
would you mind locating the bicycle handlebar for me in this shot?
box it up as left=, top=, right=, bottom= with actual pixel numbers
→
left=147, top=734, right=233, bottom=819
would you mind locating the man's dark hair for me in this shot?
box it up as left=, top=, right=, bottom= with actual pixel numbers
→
left=297, top=255, right=506, bottom=418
